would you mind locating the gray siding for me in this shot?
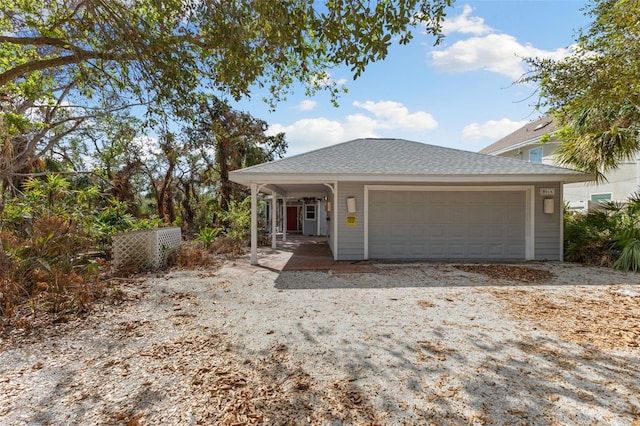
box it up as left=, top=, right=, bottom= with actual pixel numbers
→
left=333, top=181, right=563, bottom=261
left=336, top=182, right=366, bottom=260
left=534, top=182, right=562, bottom=260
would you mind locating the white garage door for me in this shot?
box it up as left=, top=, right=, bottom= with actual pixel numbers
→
left=368, top=190, right=526, bottom=259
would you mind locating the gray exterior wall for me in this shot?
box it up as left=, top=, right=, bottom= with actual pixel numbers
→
left=533, top=182, right=562, bottom=261
left=335, top=182, right=366, bottom=261
left=302, top=202, right=317, bottom=236
left=334, top=181, right=563, bottom=262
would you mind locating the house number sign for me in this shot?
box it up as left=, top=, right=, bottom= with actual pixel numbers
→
left=346, top=216, right=357, bottom=226
left=540, top=188, right=556, bottom=196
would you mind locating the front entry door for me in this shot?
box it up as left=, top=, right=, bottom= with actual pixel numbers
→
left=286, top=206, right=299, bottom=231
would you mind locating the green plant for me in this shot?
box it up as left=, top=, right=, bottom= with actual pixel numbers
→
left=614, top=239, right=640, bottom=272
left=564, top=192, right=640, bottom=271
left=219, top=196, right=251, bottom=244
left=197, top=227, right=220, bottom=249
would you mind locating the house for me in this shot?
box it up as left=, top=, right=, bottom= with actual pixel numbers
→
left=229, top=138, right=592, bottom=265
left=480, top=116, right=640, bottom=209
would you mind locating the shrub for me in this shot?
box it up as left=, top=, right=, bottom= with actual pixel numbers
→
left=219, top=197, right=251, bottom=250
left=564, top=192, right=640, bottom=271
left=197, top=227, right=221, bottom=250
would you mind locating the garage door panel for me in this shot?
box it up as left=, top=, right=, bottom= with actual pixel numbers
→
left=369, top=190, right=526, bottom=259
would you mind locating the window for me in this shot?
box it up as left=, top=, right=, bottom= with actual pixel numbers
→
left=305, top=204, right=316, bottom=220
left=529, top=147, right=543, bottom=164
left=591, top=193, right=612, bottom=203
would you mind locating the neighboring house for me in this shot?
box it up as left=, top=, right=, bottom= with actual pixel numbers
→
left=480, top=116, right=640, bottom=209
left=230, top=138, right=591, bottom=265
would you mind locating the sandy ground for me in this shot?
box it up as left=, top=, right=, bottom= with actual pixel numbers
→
left=1, top=257, right=639, bottom=425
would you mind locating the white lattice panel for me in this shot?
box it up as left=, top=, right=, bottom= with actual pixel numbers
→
left=156, top=227, right=182, bottom=268
left=112, top=227, right=181, bottom=270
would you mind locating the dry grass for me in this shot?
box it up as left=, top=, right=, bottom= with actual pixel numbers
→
left=455, top=264, right=554, bottom=284
left=492, top=287, right=640, bottom=350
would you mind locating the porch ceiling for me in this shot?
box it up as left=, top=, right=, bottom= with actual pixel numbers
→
left=261, top=183, right=332, bottom=198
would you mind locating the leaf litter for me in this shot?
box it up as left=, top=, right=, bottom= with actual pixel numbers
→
left=1, top=261, right=639, bottom=425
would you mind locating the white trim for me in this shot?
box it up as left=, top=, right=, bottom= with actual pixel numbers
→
left=589, top=192, right=612, bottom=202
left=250, top=183, right=258, bottom=265
left=559, top=184, right=564, bottom=261
left=363, top=185, right=535, bottom=261
left=271, top=191, right=277, bottom=249
left=316, top=201, right=321, bottom=236
left=363, top=187, right=369, bottom=259
left=282, top=198, right=287, bottom=241
left=487, top=134, right=556, bottom=157
left=230, top=172, right=593, bottom=185
left=334, top=181, right=338, bottom=260
left=304, top=203, right=317, bottom=220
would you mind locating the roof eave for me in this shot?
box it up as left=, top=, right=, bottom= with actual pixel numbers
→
left=229, top=172, right=595, bottom=185
left=484, top=133, right=560, bottom=156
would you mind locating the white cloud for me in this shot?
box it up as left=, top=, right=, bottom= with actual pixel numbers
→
left=431, top=33, right=572, bottom=79
left=133, top=135, right=160, bottom=161
left=297, top=100, right=317, bottom=111
left=441, top=4, right=492, bottom=36
left=265, top=118, right=353, bottom=155
left=462, top=118, right=528, bottom=142
left=353, top=100, right=438, bottom=130
left=310, top=72, right=347, bottom=89
left=266, top=101, right=438, bottom=156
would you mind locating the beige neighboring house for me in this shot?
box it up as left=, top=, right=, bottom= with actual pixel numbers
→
left=480, top=116, right=640, bottom=210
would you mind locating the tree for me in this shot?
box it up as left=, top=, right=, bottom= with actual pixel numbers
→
left=1, top=0, right=452, bottom=99
left=2, top=0, right=452, bottom=196
left=186, top=98, right=286, bottom=217
left=196, top=98, right=286, bottom=212
left=524, top=0, right=640, bottom=179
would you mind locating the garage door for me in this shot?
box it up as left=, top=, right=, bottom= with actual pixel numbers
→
left=368, top=190, right=526, bottom=259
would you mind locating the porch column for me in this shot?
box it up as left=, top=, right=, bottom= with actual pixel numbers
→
left=271, top=191, right=277, bottom=249
left=282, top=198, right=287, bottom=241
left=250, top=183, right=258, bottom=265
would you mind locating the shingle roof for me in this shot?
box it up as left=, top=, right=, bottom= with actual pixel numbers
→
left=230, top=138, right=588, bottom=181
left=479, top=116, right=557, bottom=155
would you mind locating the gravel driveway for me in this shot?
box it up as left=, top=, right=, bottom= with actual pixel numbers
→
left=1, top=259, right=639, bottom=425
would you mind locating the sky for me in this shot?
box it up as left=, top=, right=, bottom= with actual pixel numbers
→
left=231, top=1, right=589, bottom=157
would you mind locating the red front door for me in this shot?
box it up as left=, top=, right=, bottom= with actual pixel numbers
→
left=286, top=206, right=299, bottom=231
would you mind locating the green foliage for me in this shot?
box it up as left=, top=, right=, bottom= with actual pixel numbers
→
left=614, top=240, right=640, bottom=273
left=564, top=192, right=640, bottom=271
left=197, top=227, right=220, bottom=250
left=219, top=197, right=251, bottom=244
left=525, top=0, right=640, bottom=176
left=1, top=1, right=451, bottom=107
left=564, top=209, right=615, bottom=265
left=0, top=172, right=164, bottom=322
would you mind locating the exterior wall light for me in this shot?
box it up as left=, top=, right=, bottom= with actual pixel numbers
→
left=543, top=198, right=554, bottom=214
left=346, top=197, right=357, bottom=214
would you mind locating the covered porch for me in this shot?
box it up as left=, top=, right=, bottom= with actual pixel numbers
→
left=254, top=234, right=376, bottom=273
left=250, top=182, right=338, bottom=266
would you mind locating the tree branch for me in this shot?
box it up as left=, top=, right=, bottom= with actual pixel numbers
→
left=0, top=35, right=78, bottom=50
left=0, top=51, right=121, bottom=88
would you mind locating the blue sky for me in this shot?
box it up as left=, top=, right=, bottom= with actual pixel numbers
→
left=232, top=1, right=589, bottom=157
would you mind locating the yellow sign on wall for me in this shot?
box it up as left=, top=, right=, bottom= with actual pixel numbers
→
left=346, top=215, right=357, bottom=226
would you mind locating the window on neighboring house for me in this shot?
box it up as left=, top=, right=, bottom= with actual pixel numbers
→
left=529, top=147, right=543, bottom=163
left=305, top=204, right=316, bottom=220
left=591, top=193, right=612, bottom=203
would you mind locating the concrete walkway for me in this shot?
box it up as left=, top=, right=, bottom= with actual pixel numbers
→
left=256, top=234, right=376, bottom=273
